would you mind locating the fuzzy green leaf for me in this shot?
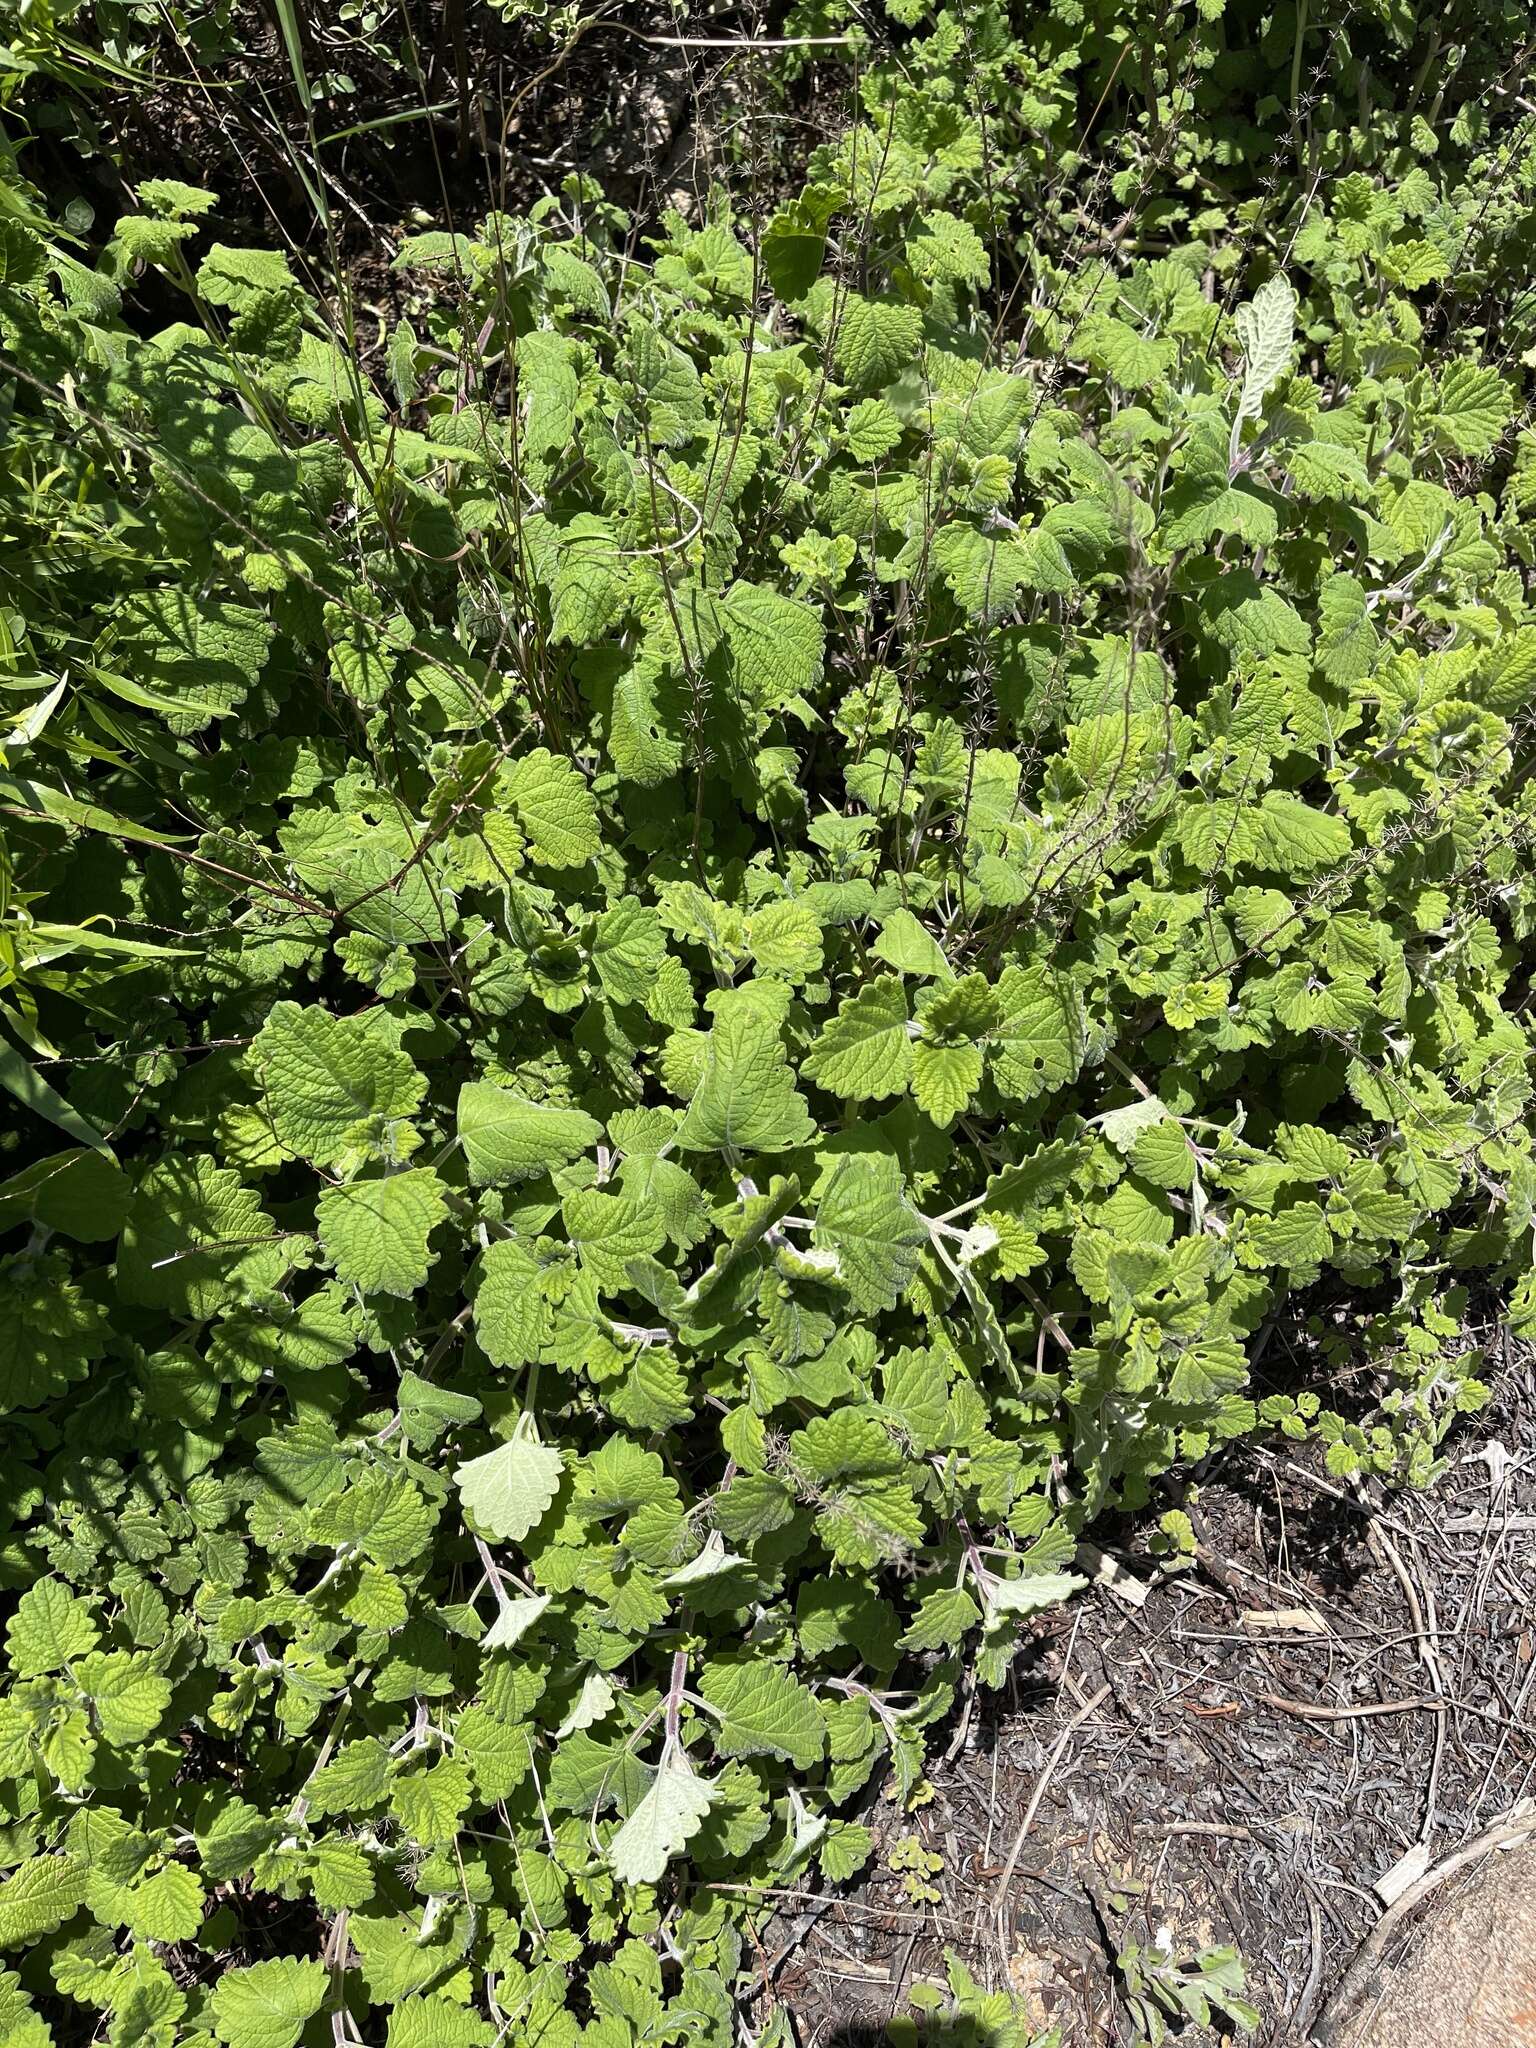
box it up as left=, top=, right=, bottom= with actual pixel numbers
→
left=607, top=1747, right=718, bottom=1885
left=249, top=1001, right=424, bottom=1165
left=803, top=976, right=912, bottom=1101
left=700, top=1660, right=825, bottom=1770
left=457, top=1082, right=602, bottom=1187
left=210, top=1960, right=329, bottom=2048
left=813, top=1154, right=926, bottom=1313
left=316, top=1168, right=448, bottom=1296
left=456, top=1432, right=564, bottom=1544
left=676, top=1009, right=815, bottom=1156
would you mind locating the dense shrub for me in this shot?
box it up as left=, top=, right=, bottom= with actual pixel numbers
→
left=0, top=17, right=1533, bottom=2045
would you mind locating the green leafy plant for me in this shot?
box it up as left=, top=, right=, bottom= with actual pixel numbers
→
left=889, top=1831, right=944, bottom=1905
left=0, top=18, right=1532, bottom=2034
left=1116, top=1935, right=1260, bottom=2045
left=903, top=1949, right=1060, bottom=2047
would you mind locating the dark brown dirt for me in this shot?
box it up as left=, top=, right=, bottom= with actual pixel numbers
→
left=762, top=1333, right=1536, bottom=2046
left=27, top=1, right=855, bottom=286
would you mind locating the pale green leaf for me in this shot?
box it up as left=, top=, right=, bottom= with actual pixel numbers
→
left=316, top=1168, right=448, bottom=1296
left=457, top=1081, right=601, bottom=1186
left=813, top=1154, right=926, bottom=1313
left=987, top=965, right=1083, bottom=1103
left=832, top=293, right=923, bottom=389
left=700, top=1660, right=825, bottom=1769
left=456, top=1431, right=564, bottom=1544
left=606, top=1746, right=717, bottom=1885
left=983, top=1569, right=1087, bottom=1617
left=0, top=1857, right=85, bottom=1951
left=676, top=1009, right=815, bottom=1156
left=803, top=976, right=912, bottom=1100
left=74, top=1652, right=171, bottom=1747
left=472, top=1238, right=550, bottom=1367
left=723, top=584, right=825, bottom=707
left=249, top=1001, right=424, bottom=1165
left=210, top=1959, right=328, bottom=2048
left=1429, top=360, right=1512, bottom=457
left=1233, top=274, right=1296, bottom=424
left=1316, top=573, right=1380, bottom=684
left=4, top=1580, right=98, bottom=1678
left=500, top=747, right=600, bottom=868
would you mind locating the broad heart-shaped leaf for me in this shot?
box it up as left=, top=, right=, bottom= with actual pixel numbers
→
left=499, top=746, right=600, bottom=868
left=1316, top=572, right=1379, bottom=684
left=120, top=1859, right=206, bottom=1942
left=316, top=1167, right=448, bottom=1296
left=457, top=1081, right=602, bottom=1186
left=386, top=1998, right=496, bottom=2048
left=761, top=187, right=836, bottom=300
left=550, top=515, right=628, bottom=646
left=746, top=901, right=824, bottom=984
left=871, top=909, right=950, bottom=979
left=389, top=1757, right=473, bottom=1848
left=114, top=588, right=274, bottom=735
left=118, top=1156, right=289, bottom=1318
left=590, top=898, right=666, bottom=1005
left=812, top=1154, right=926, bottom=1314
left=471, top=1238, right=550, bottom=1366
left=899, top=1585, right=982, bottom=1651
left=456, top=1429, right=564, bottom=1544
left=562, top=1188, right=668, bottom=1287
left=1249, top=794, right=1352, bottom=875
left=74, top=1651, right=171, bottom=1746
left=210, top=1958, right=328, bottom=2048
left=0, top=1856, right=85, bottom=1950
left=396, top=1369, right=481, bottom=1449
left=606, top=1744, right=718, bottom=1885
left=1160, top=474, right=1281, bottom=550
left=910, top=1039, right=981, bottom=1127
left=832, top=291, right=923, bottom=390
left=930, top=522, right=1031, bottom=622
left=1242, top=1199, right=1333, bottom=1271
left=986, top=965, right=1083, bottom=1104
left=1167, top=1338, right=1250, bottom=1405
left=1198, top=570, right=1311, bottom=657
left=722, top=583, right=825, bottom=708
left=911, top=974, right=996, bottom=1124
left=483, top=1592, right=551, bottom=1651
left=516, top=328, right=579, bottom=462
left=675, top=1007, right=815, bottom=1156
left=1428, top=359, right=1513, bottom=456
left=699, top=1659, right=825, bottom=1769
left=248, top=1000, right=424, bottom=1165
left=310, top=1470, right=437, bottom=1565
left=803, top=975, right=912, bottom=1100
left=4, top=1579, right=98, bottom=1677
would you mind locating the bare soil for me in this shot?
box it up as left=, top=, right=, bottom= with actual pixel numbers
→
left=762, top=1335, right=1536, bottom=2046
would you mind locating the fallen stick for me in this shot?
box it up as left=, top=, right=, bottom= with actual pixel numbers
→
left=1257, top=1689, right=1525, bottom=1734
left=1257, top=1690, right=1442, bottom=1722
